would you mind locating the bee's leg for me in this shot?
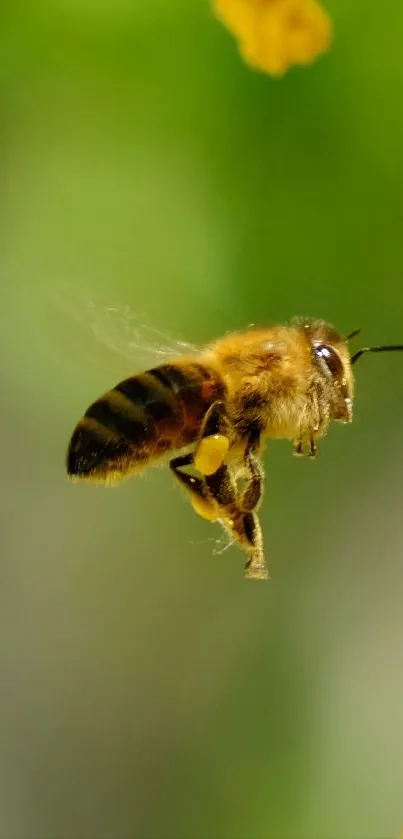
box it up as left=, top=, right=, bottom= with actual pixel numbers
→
left=293, top=437, right=307, bottom=457
left=206, top=464, right=269, bottom=580
left=240, top=512, right=267, bottom=581
left=169, top=453, right=218, bottom=522
left=294, top=391, right=322, bottom=458
left=293, top=435, right=316, bottom=459
left=225, top=510, right=268, bottom=581
left=239, top=433, right=264, bottom=513
left=194, top=401, right=231, bottom=477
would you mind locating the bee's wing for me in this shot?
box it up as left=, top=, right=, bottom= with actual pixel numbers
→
left=50, top=287, right=199, bottom=378
left=87, top=299, right=198, bottom=368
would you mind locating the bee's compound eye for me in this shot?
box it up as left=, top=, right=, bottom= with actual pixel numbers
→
left=313, top=344, right=343, bottom=378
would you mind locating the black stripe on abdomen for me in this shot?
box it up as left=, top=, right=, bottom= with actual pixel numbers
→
left=114, top=377, right=150, bottom=403
left=113, top=370, right=183, bottom=429
left=148, top=365, right=191, bottom=394
left=84, top=399, right=153, bottom=443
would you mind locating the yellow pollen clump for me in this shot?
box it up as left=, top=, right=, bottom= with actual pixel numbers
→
left=190, top=494, right=219, bottom=522
left=194, top=434, right=230, bottom=476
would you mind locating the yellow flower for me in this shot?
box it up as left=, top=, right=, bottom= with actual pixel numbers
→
left=213, top=0, right=333, bottom=76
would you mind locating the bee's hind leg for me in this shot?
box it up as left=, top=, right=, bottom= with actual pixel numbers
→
left=239, top=512, right=267, bottom=580
left=194, top=401, right=231, bottom=477
left=171, top=422, right=269, bottom=580
left=239, top=430, right=265, bottom=513
left=206, top=463, right=269, bottom=580
left=224, top=509, right=267, bottom=581
left=196, top=410, right=268, bottom=580
left=170, top=452, right=218, bottom=522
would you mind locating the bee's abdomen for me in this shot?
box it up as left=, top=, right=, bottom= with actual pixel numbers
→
left=67, top=361, right=225, bottom=483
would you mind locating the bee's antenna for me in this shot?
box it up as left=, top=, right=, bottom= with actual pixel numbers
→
left=346, top=328, right=361, bottom=341
left=351, top=345, right=403, bottom=365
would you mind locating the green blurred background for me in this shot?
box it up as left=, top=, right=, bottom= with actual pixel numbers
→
left=2, top=1, right=403, bottom=837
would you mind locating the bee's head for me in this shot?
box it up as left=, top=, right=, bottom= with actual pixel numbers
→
left=300, top=317, right=403, bottom=425
left=300, top=319, right=354, bottom=423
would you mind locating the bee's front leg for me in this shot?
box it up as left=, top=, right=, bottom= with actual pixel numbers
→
left=293, top=389, right=326, bottom=459
left=293, top=435, right=317, bottom=459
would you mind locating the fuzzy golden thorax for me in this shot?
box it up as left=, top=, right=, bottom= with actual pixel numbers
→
left=204, top=318, right=354, bottom=447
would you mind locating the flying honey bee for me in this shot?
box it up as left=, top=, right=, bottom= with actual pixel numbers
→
left=66, top=316, right=403, bottom=580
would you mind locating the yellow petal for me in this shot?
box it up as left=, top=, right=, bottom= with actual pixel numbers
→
left=213, top=0, right=333, bottom=76
left=283, top=0, right=333, bottom=65
left=213, top=0, right=257, bottom=44
left=240, top=3, right=289, bottom=76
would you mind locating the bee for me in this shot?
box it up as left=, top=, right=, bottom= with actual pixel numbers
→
left=66, top=316, right=403, bottom=580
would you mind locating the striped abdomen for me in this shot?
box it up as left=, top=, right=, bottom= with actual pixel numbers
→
left=66, top=361, right=226, bottom=483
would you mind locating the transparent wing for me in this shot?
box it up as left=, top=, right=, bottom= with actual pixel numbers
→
left=90, top=302, right=197, bottom=365
left=49, top=286, right=199, bottom=378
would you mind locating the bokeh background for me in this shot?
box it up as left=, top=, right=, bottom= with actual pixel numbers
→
left=2, top=1, right=403, bottom=837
